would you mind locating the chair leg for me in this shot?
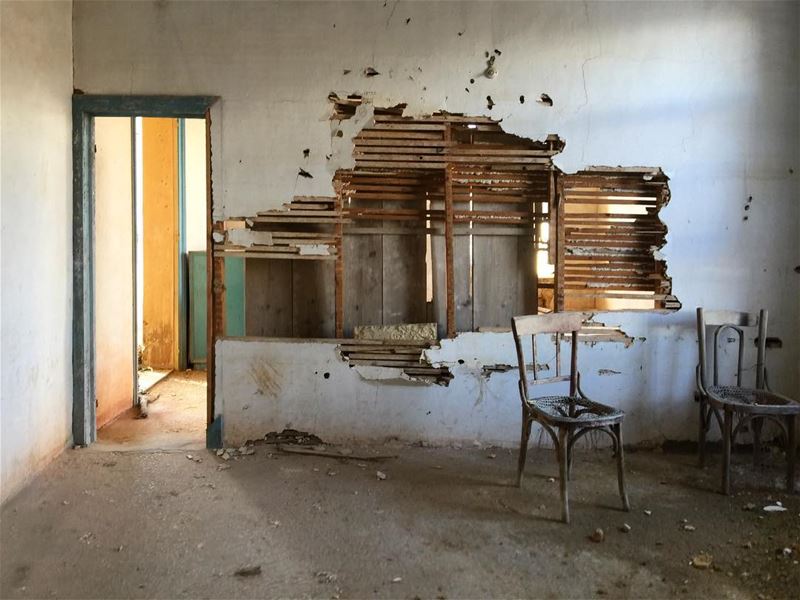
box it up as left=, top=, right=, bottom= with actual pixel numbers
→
left=698, top=395, right=707, bottom=468
left=566, top=433, right=573, bottom=481
left=558, top=427, right=570, bottom=524
left=786, top=415, right=796, bottom=493
left=752, top=416, right=763, bottom=466
left=722, top=408, right=733, bottom=495
left=516, top=412, right=532, bottom=487
left=614, top=423, right=631, bottom=512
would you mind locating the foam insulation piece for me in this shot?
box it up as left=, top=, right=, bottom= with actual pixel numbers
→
left=298, top=243, right=332, bottom=256
left=228, top=229, right=273, bottom=247
left=354, top=322, right=437, bottom=341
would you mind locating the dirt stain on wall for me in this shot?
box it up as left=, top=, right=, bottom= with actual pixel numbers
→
left=248, top=360, right=282, bottom=397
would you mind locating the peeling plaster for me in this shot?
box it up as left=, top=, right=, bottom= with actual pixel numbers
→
left=78, top=2, right=800, bottom=447
left=352, top=365, right=436, bottom=386
left=598, top=368, right=622, bottom=376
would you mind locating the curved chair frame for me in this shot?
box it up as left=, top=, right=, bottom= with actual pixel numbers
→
left=512, top=312, right=630, bottom=524
left=696, top=307, right=799, bottom=494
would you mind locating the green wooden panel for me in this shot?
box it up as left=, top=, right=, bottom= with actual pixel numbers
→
left=224, top=256, right=245, bottom=337
left=188, top=251, right=244, bottom=367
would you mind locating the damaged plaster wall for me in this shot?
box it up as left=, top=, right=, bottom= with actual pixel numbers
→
left=74, top=1, right=799, bottom=445
left=1, top=0, right=73, bottom=502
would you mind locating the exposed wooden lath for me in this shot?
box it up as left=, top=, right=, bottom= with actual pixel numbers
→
left=213, top=107, right=679, bottom=344
left=334, top=114, right=562, bottom=336
left=558, top=168, right=679, bottom=311
left=336, top=339, right=453, bottom=385
left=216, top=196, right=344, bottom=261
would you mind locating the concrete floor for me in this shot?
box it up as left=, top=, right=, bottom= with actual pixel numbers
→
left=1, top=439, right=798, bottom=599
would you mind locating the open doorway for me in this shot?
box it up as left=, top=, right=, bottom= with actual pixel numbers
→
left=93, top=116, right=209, bottom=450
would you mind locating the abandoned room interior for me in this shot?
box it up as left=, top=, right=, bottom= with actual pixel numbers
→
left=1, top=1, right=798, bottom=599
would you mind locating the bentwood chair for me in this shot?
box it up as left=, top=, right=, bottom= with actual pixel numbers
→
left=511, top=312, right=630, bottom=524
left=696, top=308, right=799, bottom=494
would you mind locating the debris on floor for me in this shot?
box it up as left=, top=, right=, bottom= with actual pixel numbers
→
left=234, top=566, right=262, bottom=577
left=589, top=528, right=605, bottom=543
left=276, top=445, right=398, bottom=461
left=691, top=553, right=713, bottom=569
left=262, top=428, right=325, bottom=446
left=315, top=571, right=338, bottom=584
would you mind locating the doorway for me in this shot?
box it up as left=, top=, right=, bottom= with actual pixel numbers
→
left=92, top=115, right=209, bottom=450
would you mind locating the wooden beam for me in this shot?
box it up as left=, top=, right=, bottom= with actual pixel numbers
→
left=444, top=124, right=456, bottom=338
left=205, top=110, right=224, bottom=427
left=554, top=174, right=565, bottom=312
left=334, top=192, right=344, bottom=338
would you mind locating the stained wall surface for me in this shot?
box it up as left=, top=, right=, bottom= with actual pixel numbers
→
left=73, top=1, right=800, bottom=444
left=1, top=0, right=73, bottom=501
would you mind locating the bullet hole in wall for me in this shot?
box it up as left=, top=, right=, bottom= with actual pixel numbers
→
left=486, top=95, right=494, bottom=110
left=519, top=95, right=525, bottom=104
left=298, top=168, right=313, bottom=179
left=303, top=148, right=310, bottom=158
left=538, top=93, right=553, bottom=106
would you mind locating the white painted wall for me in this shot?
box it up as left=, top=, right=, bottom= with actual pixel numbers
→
left=1, top=0, right=73, bottom=501
left=73, top=1, right=800, bottom=445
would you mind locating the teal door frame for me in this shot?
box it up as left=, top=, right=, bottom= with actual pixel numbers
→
left=72, top=95, right=218, bottom=446
left=177, top=118, right=188, bottom=370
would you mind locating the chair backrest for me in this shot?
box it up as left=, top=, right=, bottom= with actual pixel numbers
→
left=696, top=307, right=766, bottom=390
left=511, top=312, right=588, bottom=400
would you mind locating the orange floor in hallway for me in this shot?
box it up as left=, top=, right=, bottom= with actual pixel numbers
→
left=97, top=370, right=206, bottom=451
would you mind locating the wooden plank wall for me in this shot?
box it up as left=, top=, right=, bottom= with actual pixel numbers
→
left=240, top=114, right=562, bottom=338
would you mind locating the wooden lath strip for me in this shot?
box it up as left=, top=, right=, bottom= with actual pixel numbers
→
left=560, top=168, right=672, bottom=309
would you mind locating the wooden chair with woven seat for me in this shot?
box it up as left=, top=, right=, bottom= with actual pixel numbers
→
left=696, top=308, right=799, bottom=494
left=511, top=312, right=631, bottom=524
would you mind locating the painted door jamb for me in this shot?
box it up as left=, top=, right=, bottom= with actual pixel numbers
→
left=72, top=95, right=219, bottom=447
left=177, top=118, right=188, bottom=371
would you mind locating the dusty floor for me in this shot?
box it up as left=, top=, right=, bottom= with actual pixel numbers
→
left=97, top=370, right=206, bottom=451
left=1, top=439, right=798, bottom=599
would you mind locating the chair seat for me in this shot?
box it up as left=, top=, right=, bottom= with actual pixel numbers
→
left=707, top=385, right=800, bottom=415
left=528, top=395, right=623, bottom=425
